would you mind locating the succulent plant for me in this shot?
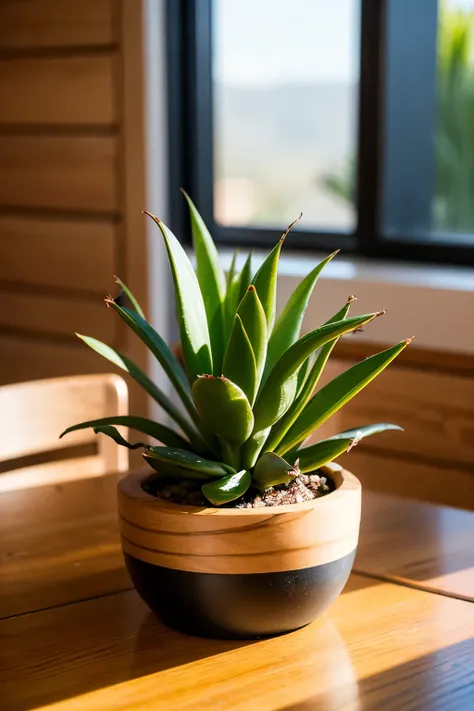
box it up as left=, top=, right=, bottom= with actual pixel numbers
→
left=61, top=193, right=411, bottom=506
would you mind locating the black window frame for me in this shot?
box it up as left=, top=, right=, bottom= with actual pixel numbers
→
left=166, top=0, right=474, bottom=267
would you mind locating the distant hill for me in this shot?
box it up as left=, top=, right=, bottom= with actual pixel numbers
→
left=213, top=81, right=357, bottom=228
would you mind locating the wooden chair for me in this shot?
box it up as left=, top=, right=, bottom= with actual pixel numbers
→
left=0, top=374, right=129, bottom=492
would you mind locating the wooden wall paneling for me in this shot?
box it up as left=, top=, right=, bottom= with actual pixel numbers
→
left=334, top=338, right=474, bottom=377
left=0, top=291, right=115, bottom=342
left=0, top=334, right=119, bottom=385
left=343, top=449, right=474, bottom=511
left=0, top=135, right=118, bottom=212
left=0, top=56, right=116, bottom=126
left=0, top=216, right=116, bottom=294
left=314, top=360, right=474, bottom=468
left=117, top=0, right=150, bottom=422
left=0, top=0, right=116, bottom=50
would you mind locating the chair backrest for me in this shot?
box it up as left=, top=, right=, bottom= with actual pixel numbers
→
left=0, top=374, right=129, bottom=492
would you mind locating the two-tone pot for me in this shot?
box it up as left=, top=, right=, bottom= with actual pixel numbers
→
left=118, top=463, right=361, bottom=639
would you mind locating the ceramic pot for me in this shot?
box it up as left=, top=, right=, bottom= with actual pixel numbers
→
left=118, top=463, right=361, bottom=639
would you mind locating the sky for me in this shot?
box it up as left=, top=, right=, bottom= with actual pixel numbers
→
left=213, top=0, right=474, bottom=88
left=213, top=0, right=360, bottom=86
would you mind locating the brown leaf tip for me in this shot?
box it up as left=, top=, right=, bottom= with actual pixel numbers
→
left=197, top=374, right=216, bottom=379
left=248, top=285, right=255, bottom=292
left=142, top=209, right=162, bottom=224
left=405, top=336, right=415, bottom=345
left=347, top=294, right=357, bottom=303
left=281, top=213, right=303, bottom=242
left=375, top=309, right=387, bottom=317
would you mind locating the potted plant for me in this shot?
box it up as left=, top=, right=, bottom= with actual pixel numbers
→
left=61, top=193, right=411, bottom=639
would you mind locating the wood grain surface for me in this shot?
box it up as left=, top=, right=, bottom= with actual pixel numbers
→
left=0, top=215, right=116, bottom=294
left=318, top=361, right=474, bottom=469
left=356, top=491, right=474, bottom=601
left=0, top=333, right=121, bottom=387
left=1, top=575, right=473, bottom=711
left=0, top=135, right=118, bottom=212
left=1, top=289, right=115, bottom=341
left=346, top=448, right=474, bottom=510
left=0, top=0, right=116, bottom=50
left=0, top=474, right=129, bottom=619
left=0, top=55, right=116, bottom=126
left=118, top=468, right=361, bottom=573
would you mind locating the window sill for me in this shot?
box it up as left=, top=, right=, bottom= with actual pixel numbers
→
left=217, top=249, right=474, bottom=356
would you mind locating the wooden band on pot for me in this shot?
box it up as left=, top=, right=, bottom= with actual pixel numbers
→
left=118, top=467, right=361, bottom=574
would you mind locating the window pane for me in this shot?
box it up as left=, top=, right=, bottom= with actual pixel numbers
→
left=435, top=0, right=474, bottom=235
left=381, top=0, right=474, bottom=244
left=212, top=0, right=360, bottom=231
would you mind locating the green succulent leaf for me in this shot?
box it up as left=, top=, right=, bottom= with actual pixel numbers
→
left=104, top=301, right=191, bottom=399
left=253, top=452, right=297, bottom=490
left=75, top=334, right=206, bottom=451
left=227, top=249, right=239, bottom=287
left=113, top=276, right=145, bottom=319
left=92, top=425, right=146, bottom=450
left=277, top=340, right=412, bottom=455
left=295, top=423, right=404, bottom=473
left=224, top=250, right=240, bottom=340
left=264, top=297, right=354, bottom=452
left=295, top=438, right=353, bottom=473
left=237, top=285, right=267, bottom=384
left=60, top=415, right=191, bottom=450
left=144, top=446, right=234, bottom=480
left=251, top=242, right=281, bottom=333
left=202, top=470, right=251, bottom=506
left=192, top=376, right=254, bottom=446
left=295, top=352, right=315, bottom=398
left=237, top=253, right=252, bottom=302
left=240, top=426, right=271, bottom=470
left=253, top=312, right=383, bottom=434
left=252, top=216, right=301, bottom=333
left=222, top=314, right=257, bottom=404
left=182, top=190, right=226, bottom=374
left=264, top=250, right=338, bottom=378
left=144, top=211, right=213, bottom=382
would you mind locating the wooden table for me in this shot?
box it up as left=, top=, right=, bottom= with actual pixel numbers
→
left=1, top=473, right=474, bottom=710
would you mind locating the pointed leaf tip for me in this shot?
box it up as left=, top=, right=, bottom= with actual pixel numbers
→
left=281, top=213, right=303, bottom=241
left=142, top=209, right=162, bottom=224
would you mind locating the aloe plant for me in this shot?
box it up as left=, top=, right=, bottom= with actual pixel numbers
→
left=61, top=194, right=411, bottom=506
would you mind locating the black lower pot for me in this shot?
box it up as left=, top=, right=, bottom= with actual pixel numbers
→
left=125, top=549, right=356, bottom=639
left=118, top=466, right=361, bottom=639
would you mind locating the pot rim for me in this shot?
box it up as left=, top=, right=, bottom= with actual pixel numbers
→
left=119, top=462, right=361, bottom=517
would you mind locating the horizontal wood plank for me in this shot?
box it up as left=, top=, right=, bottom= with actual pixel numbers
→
left=1, top=576, right=474, bottom=711
left=0, top=0, right=115, bottom=50
left=0, top=215, right=116, bottom=293
left=335, top=338, right=474, bottom=376
left=0, top=334, right=118, bottom=385
left=340, top=448, right=474, bottom=510
left=314, top=360, right=474, bottom=469
left=0, top=55, right=116, bottom=125
left=1, top=290, right=115, bottom=341
left=0, top=135, right=118, bottom=212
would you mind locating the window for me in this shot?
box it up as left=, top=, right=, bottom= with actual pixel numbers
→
left=167, top=0, right=474, bottom=265
left=213, top=0, right=360, bottom=233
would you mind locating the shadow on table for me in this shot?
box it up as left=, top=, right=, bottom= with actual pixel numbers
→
left=3, top=577, right=382, bottom=711
left=278, top=636, right=474, bottom=711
